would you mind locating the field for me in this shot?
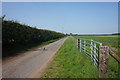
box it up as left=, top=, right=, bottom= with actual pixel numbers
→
left=74, top=35, right=119, bottom=78
left=42, top=35, right=119, bottom=78
left=74, top=35, right=119, bottom=50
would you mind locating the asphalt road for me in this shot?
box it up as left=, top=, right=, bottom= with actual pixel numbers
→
left=2, top=37, right=68, bottom=78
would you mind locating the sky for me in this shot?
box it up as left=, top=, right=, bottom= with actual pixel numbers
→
left=2, top=2, right=118, bottom=34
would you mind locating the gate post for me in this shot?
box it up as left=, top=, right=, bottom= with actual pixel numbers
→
left=80, top=39, right=81, bottom=52
left=98, top=46, right=109, bottom=78
left=77, top=39, right=80, bottom=49
left=84, top=40, right=86, bottom=52
left=91, top=40, right=93, bottom=59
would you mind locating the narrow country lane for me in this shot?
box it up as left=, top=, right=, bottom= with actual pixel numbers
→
left=2, top=37, right=68, bottom=78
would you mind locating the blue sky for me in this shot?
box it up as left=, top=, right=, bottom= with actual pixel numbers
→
left=2, top=2, right=118, bottom=34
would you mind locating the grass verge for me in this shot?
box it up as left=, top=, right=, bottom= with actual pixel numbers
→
left=41, top=36, right=97, bottom=78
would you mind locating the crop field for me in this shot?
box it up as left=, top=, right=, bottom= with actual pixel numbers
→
left=42, top=35, right=119, bottom=78
left=74, top=35, right=119, bottom=50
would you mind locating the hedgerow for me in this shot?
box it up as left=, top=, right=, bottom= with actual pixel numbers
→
left=2, top=20, right=65, bottom=57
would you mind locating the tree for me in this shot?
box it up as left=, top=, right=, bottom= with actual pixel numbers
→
left=2, top=15, right=6, bottom=20
left=70, top=33, right=72, bottom=35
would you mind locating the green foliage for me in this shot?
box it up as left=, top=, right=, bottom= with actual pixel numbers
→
left=74, top=35, right=119, bottom=78
left=42, top=36, right=97, bottom=78
left=2, top=20, right=65, bottom=57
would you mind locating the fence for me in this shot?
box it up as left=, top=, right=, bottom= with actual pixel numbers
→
left=77, top=38, right=120, bottom=78
left=77, top=38, right=102, bottom=66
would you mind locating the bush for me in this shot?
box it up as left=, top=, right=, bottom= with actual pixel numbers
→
left=2, top=20, right=65, bottom=57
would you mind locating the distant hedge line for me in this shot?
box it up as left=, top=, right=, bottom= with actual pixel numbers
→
left=2, top=20, right=65, bottom=56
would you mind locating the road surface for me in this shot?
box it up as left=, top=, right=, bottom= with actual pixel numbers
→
left=2, top=37, right=68, bottom=78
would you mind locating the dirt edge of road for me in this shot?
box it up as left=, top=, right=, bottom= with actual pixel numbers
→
left=28, top=47, right=57, bottom=78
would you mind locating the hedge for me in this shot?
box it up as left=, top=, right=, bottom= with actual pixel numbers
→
left=2, top=20, right=65, bottom=57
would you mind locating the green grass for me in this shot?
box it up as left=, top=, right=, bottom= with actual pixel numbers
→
left=73, top=35, right=120, bottom=78
left=42, top=36, right=98, bottom=78
left=74, top=35, right=119, bottom=49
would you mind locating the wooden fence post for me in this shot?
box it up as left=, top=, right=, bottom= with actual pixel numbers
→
left=98, top=46, right=109, bottom=78
left=118, top=48, right=120, bottom=77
